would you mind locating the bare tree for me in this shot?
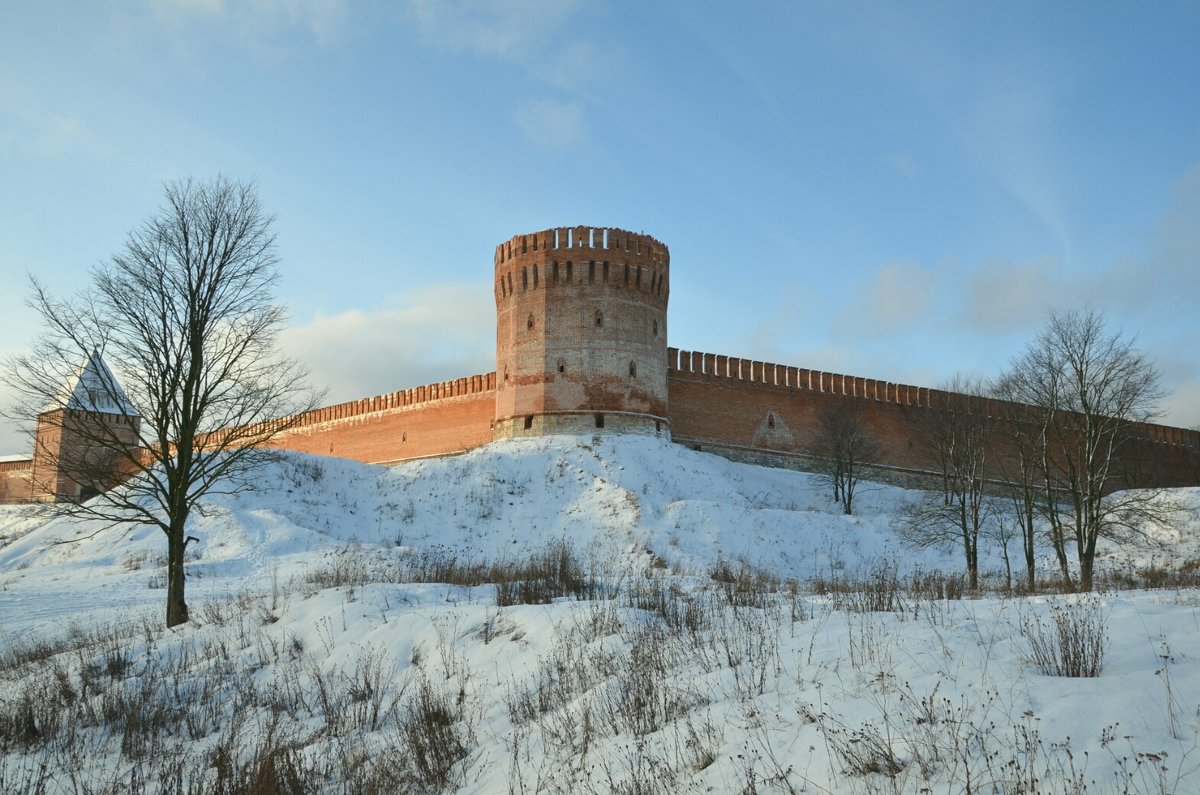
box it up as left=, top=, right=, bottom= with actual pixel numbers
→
left=3, top=177, right=320, bottom=627
left=999, top=309, right=1168, bottom=592
left=900, top=376, right=991, bottom=591
left=989, top=377, right=1049, bottom=591
left=810, top=399, right=878, bottom=515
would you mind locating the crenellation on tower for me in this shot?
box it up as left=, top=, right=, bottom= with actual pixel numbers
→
left=494, top=226, right=671, bottom=440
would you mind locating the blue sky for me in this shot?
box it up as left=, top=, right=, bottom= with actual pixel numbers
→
left=2, top=1, right=1198, bottom=454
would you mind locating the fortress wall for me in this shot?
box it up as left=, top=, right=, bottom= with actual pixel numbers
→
left=1119, top=426, right=1200, bottom=488
left=667, top=348, right=1200, bottom=487
left=667, top=350, right=931, bottom=474
left=269, top=373, right=497, bottom=465
left=0, top=458, right=33, bottom=503
left=9, top=214, right=1199, bottom=501
left=282, top=372, right=497, bottom=431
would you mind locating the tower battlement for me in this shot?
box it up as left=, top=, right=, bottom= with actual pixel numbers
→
left=494, top=226, right=669, bottom=307
left=494, top=226, right=668, bottom=267
left=494, top=226, right=671, bottom=439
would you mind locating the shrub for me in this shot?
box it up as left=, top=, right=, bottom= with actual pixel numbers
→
left=494, top=540, right=593, bottom=606
left=1022, top=599, right=1107, bottom=678
left=709, top=558, right=781, bottom=608
left=816, top=560, right=906, bottom=614
left=400, top=676, right=468, bottom=789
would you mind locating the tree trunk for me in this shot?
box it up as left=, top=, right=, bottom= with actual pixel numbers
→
left=1022, top=499, right=1036, bottom=591
left=1048, top=516, right=1073, bottom=591
left=1078, top=533, right=1098, bottom=592
left=966, top=536, right=978, bottom=592
left=166, top=520, right=189, bottom=628
left=999, top=535, right=1012, bottom=593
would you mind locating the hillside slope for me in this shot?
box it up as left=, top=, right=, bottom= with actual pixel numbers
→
left=1, top=436, right=1198, bottom=793
left=0, top=435, right=943, bottom=634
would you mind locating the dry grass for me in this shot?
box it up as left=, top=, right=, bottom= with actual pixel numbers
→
left=2, top=543, right=1195, bottom=793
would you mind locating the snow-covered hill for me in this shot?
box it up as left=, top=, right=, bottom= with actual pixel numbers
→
left=0, top=435, right=935, bottom=634
left=1, top=436, right=1198, bottom=793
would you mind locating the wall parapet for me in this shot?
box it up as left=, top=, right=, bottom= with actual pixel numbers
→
left=667, top=347, right=1200, bottom=450
left=1130, top=420, right=1200, bottom=448
left=0, top=458, right=32, bottom=473
left=282, top=372, right=497, bottom=434
left=668, top=347, right=936, bottom=408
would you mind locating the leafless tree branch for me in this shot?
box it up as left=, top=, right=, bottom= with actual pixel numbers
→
left=2, top=176, right=323, bottom=626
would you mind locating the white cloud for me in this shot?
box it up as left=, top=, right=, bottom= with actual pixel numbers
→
left=404, top=0, right=584, bottom=62
left=151, top=0, right=225, bottom=19
left=958, top=259, right=1059, bottom=333
left=885, top=153, right=918, bottom=180
left=514, top=98, right=584, bottom=150
left=742, top=283, right=819, bottom=361
left=0, top=402, right=28, bottom=457
left=542, top=39, right=604, bottom=89
left=146, top=0, right=349, bottom=53
left=0, top=75, right=100, bottom=160
left=832, top=261, right=938, bottom=342
left=402, top=0, right=595, bottom=145
left=280, top=283, right=495, bottom=405
left=1159, top=380, right=1200, bottom=431
left=402, top=0, right=601, bottom=89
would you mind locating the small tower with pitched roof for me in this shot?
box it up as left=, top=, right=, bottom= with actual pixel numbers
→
left=31, top=350, right=141, bottom=502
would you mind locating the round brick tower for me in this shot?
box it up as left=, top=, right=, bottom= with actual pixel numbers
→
left=494, top=226, right=670, bottom=438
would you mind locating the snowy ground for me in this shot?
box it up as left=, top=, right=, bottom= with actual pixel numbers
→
left=1, top=435, right=1198, bottom=793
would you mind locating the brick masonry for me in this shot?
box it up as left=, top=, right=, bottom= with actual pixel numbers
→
left=0, top=458, right=33, bottom=502
left=268, top=385, right=496, bottom=464
left=665, top=348, right=1200, bottom=489
left=494, top=226, right=669, bottom=438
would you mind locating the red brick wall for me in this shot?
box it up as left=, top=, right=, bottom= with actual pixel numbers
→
left=666, top=347, right=1200, bottom=488
left=666, top=349, right=931, bottom=473
left=6, top=351, right=1196, bottom=503
left=0, top=458, right=33, bottom=502
left=269, top=374, right=497, bottom=464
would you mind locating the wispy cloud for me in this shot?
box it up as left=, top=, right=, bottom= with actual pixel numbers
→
left=961, top=53, right=1074, bottom=263
left=742, top=283, right=818, bottom=361
left=832, top=261, right=938, bottom=342
left=885, top=153, right=919, bottom=181
left=403, top=0, right=595, bottom=146
left=1154, top=164, right=1200, bottom=279
left=542, top=39, right=604, bottom=89
left=514, top=98, right=584, bottom=150
left=957, top=259, right=1059, bottom=334
left=0, top=75, right=99, bottom=160
left=279, top=283, right=495, bottom=405
left=1159, top=379, right=1200, bottom=430
left=404, top=0, right=584, bottom=62
left=145, top=0, right=350, bottom=55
